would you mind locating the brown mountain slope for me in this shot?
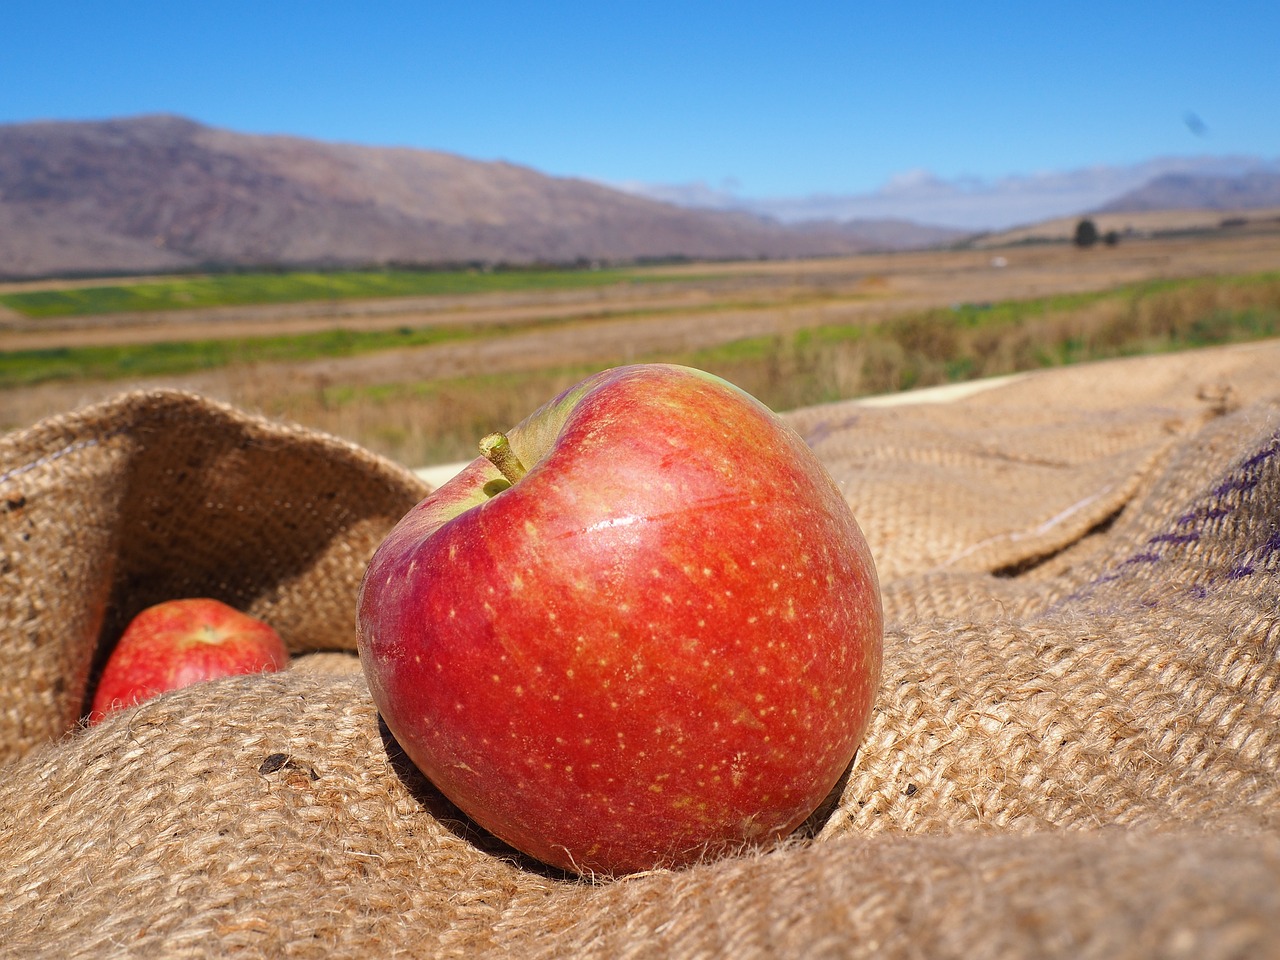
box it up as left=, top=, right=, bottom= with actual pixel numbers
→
left=1096, top=170, right=1280, bottom=213
left=0, top=115, right=963, bottom=279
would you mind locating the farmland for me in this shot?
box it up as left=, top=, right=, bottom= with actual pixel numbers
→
left=0, top=265, right=671, bottom=320
left=4, top=225, right=1280, bottom=468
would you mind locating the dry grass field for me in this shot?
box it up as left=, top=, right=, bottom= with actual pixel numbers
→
left=973, top=205, right=1280, bottom=247
left=4, top=223, right=1280, bottom=468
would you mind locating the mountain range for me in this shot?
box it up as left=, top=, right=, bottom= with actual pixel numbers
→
left=1097, top=170, right=1280, bottom=214
left=1, top=115, right=1277, bottom=281
left=0, top=115, right=962, bottom=280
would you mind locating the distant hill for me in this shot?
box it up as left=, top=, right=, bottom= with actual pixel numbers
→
left=0, top=116, right=964, bottom=280
left=1097, top=170, right=1280, bottom=213
left=969, top=205, right=1280, bottom=249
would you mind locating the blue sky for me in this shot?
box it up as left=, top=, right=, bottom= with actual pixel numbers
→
left=4, top=2, right=1277, bottom=228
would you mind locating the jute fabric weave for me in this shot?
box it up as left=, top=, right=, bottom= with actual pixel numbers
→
left=1, top=340, right=1278, bottom=958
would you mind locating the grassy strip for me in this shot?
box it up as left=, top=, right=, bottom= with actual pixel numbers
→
left=0, top=323, right=495, bottom=388
left=0, top=295, right=784, bottom=389
left=0, top=266, right=664, bottom=319
left=684, top=273, right=1280, bottom=413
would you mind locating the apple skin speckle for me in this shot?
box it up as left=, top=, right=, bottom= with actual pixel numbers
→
left=358, top=363, right=882, bottom=877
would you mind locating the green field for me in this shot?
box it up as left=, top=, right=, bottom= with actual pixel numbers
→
left=5, top=270, right=1278, bottom=397
left=0, top=320, right=525, bottom=388
left=0, top=266, right=666, bottom=319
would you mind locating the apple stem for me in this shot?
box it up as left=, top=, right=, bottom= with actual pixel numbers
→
left=479, top=432, right=528, bottom=484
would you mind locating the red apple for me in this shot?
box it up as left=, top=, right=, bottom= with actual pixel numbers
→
left=357, top=364, right=882, bottom=875
left=89, top=598, right=288, bottom=723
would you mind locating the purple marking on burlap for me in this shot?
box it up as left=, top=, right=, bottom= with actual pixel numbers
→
left=0, top=437, right=105, bottom=487
left=1213, top=476, right=1261, bottom=497
left=1263, top=529, right=1280, bottom=556
left=803, top=414, right=861, bottom=449
left=1225, top=526, right=1280, bottom=580
left=1234, top=529, right=1280, bottom=579
left=1178, top=507, right=1229, bottom=526
left=1242, top=445, right=1280, bottom=470
left=1054, top=429, right=1280, bottom=608
left=1123, top=552, right=1162, bottom=565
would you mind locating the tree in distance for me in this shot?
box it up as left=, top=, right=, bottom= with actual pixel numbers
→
left=1074, top=219, right=1100, bottom=248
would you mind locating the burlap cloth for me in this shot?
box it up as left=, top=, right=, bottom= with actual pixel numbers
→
left=2, top=340, right=1279, bottom=958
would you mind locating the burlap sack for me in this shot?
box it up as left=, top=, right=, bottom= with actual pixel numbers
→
left=2, top=340, right=1279, bottom=958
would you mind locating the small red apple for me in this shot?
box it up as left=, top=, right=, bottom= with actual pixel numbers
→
left=357, top=364, right=882, bottom=875
left=89, top=598, right=288, bottom=723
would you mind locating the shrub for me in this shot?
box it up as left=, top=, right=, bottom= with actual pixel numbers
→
left=1074, top=219, right=1100, bottom=248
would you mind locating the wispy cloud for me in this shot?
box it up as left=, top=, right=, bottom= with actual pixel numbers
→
left=613, top=155, right=1279, bottom=231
